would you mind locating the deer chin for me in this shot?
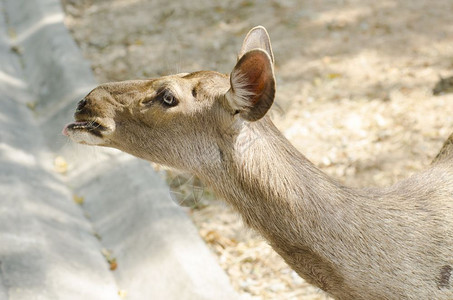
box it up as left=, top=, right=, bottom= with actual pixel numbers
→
left=62, top=120, right=113, bottom=146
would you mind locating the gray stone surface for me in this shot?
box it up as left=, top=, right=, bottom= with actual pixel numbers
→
left=3, top=0, right=96, bottom=152
left=0, top=3, right=119, bottom=297
left=3, top=0, right=96, bottom=114
left=0, top=0, right=237, bottom=299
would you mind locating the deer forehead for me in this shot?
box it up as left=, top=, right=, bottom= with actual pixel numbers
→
left=149, top=71, right=230, bottom=100
left=182, top=71, right=230, bottom=99
left=96, top=71, right=229, bottom=103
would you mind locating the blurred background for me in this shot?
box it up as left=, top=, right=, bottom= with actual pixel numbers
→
left=60, top=0, right=453, bottom=299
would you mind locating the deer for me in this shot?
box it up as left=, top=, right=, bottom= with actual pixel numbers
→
left=63, top=26, right=453, bottom=299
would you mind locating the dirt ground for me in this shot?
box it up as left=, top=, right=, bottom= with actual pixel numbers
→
left=60, top=0, right=453, bottom=299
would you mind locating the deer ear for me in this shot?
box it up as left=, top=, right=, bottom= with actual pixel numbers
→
left=226, top=49, right=275, bottom=121
left=238, top=26, right=274, bottom=63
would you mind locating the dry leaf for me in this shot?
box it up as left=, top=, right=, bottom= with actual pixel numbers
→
left=54, top=156, right=68, bottom=174
left=118, top=290, right=127, bottom=298
left=101, top=248, right=118, bottom=271
left=327, top=73, right=342, bottom=79
left=73, top=194, right=84, bottom=205
left=109, top=259, right=118, bottom=271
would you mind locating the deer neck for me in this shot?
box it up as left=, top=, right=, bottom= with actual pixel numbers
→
left=200, top=116, right=361, bottom=291
left=206, top=117, right=353, bottom=235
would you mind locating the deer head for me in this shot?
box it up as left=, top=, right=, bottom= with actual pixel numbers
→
left=63, top=26, right=275, bottom=173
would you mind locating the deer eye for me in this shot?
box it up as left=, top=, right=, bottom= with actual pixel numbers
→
left=160, top=90, right=178, bottom=107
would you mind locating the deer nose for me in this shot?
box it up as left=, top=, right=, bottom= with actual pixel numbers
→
left=76, top=99, right=87, bottom=112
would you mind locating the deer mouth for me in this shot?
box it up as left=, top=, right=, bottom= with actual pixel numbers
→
left=62, top=118, right=114, bottom=146
left=63, top=120, right=108, bottom=137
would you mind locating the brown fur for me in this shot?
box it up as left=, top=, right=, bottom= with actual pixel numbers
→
left=64, top=27, right=453, bottom=299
